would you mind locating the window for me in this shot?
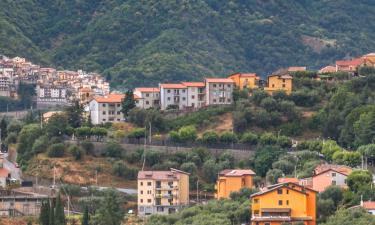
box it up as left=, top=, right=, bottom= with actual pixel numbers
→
left=332, top=180, right=337, bottom=185
left=253, top=199, right=259, bottom=204
left=167, top=90, right=171, bottom=93
left=278, top=200, right=283, bottom=205
left=254, top=210, right=260, bottom=215
left=147, top=199, right=152, bottom=203
left=102, top=103, right=106, bottom=107
left=265, top=223, right=270, bottom=225
left=272, top=84, right=275, bottom=88
left=182, top=89, right=185, bottom=93
left=227, top=98, right=231, bottom=102
left=282, top=84, right=286, bottom=88
left=102, top=119, right=106, bottom=121
left=192, top=95, right=195, bottom=99
left=286, top=190, right=289, bottom=194
left=147, top=182, right=152, bottom=186
left=139, top=206, right=144, bottom=212
left=227, top=84, right=231, bottom=88
left=117, top=111, right=121, bottom=115
left=213, top=99, right=216, bottom=103
left=157, top=207, right=164, bottom=212
left=146, top=93, right=149, bottom=97
left=286, top=200, right=289, bottom=205
left=277, top=189, right=283, bottom=194
left=147, top=190, right=152, bottom=194
left=102, top=111, right=106, bottom=115
left=283, top=79, right=286, bottom=83
left=140, top=199, right=143, bottom=203
left=332, top=173, right=336, bottom=177
left=140, top=182, right=143, bottom=186
left=140, top=191, right=143, bottom=194
left=117, top=104, right=120, bottom=107
left=219, top=84, right=222, bottom=87
left=213, top=84, right=217, bottom=88
left=146, top=101, right=149, bottom=105
left=182, top=97, right=186, bottom=101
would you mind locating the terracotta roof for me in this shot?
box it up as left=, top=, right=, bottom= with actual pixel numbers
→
left=219, top=169, right=255, bottom=176
left=277, top=177, right=299, bottom=184
left=93, top=94, right=124, bottom=103
left=181, top=82, right=205, bottom=87
left=288, top=67, right=307, bottom=72
left=314, top=164, right=352, bottom=176
left=159, top=83, right=186, bottom=89
left=138, top=168, right=189, bottom=180
left=363, top=201, right=375, bottom=210
left=134, top=87, right=160, bottom=93
left=79, top=87, right=92, bottom=92
left=205, top=78, right=234, bottom=83
left=319, top=66, right=336, bottom=74
left=228, top=73, right=259, bottom=78
left=268, top=74, right=293, bottom=79
left=252, top=182, right=318, bottom=197
left=336, top=58, right=364, bottom=66
left=0, top=168, right=9, bottom=177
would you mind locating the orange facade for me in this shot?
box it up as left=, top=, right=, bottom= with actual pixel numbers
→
left=215, top=169, right=255, bottom=199
left=228, top=73, right=260, bottom=90
left=251, top=182, right=317, bottom=225
left=264, top=74, right=293, bottom=95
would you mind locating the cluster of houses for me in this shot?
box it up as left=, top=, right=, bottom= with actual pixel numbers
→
left=0, top=55, right=110, bottom=109
left=138, top=164, right=375, bottom=225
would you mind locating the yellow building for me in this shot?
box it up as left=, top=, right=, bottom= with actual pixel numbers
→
left=264, top=74, right=293, bottom=95
left=228, top=73, right=260, bottom=90
left=251, top=182, right=317, bottom=225
left=137, top=168, right=190, bottom=216
left=215, top=169, right=255, bottom=199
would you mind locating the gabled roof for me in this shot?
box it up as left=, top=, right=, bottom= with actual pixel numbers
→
left=336, top=58, right=364, bottom=66
left=181, top=82, right=205, bottom=87
left=228, top=73, right=259, bottom=78
left=205, top=78, right=234, bottom=83
left=134, top=87, right=160, bottom=93
left=0, top=168, right=9, bottom=178
left=314, top=164, right=352, bottom=176
left=219, top=169, right=256, bottom=177
left=93, top=94, right=124, bottom=103
left=287, top=67, right=307, bottom=72
left=363, top=201, right=375, bottom=210
left=159, top=83, right=186, bottom=89
left=251, top=182, right=317, bottom=198
left=277, top=177, right=299, bottom=184
left=319, top=65, right=336, bottom=74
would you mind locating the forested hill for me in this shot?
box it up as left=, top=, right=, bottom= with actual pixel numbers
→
left=1, top=0, right=375, bottom=87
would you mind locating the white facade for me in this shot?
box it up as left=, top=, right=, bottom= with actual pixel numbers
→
left=205, top=79, right=234, bottom=105
left=89, top=95, right=124, bottom=124
left=159, top=84, right=188, bottom=110
left=134, top=88, right=160, bottom=109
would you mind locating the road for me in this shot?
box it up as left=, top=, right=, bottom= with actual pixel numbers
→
left=2, top=152, right=22, bottom=180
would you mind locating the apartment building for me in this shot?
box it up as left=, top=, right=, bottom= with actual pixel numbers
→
left=36, top=84, right=70, bottom=109
left=0, top=77, right=12, bottom=97
left=264, top=74, right=293, bottom=95
left=215, top=169, right=255, bottom=199
left=137, top=169, right=189, bottom=216
left=205, top=78, right=234, bottom=105
left=251, top=182, right=317, bottom=225
left=134, top=87, right=160, bottom=109
left=181, top=82, right=206, bottom=108
left=89, top=94, right=124, bottom=124
left=159, top=83, right=188, bottom=110
left=228, top=73, right=260, bottom=90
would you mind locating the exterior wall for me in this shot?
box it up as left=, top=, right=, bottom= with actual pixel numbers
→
left=134, top=90, right=160, bottom=109
left=89, top=100, right=123, bottom=124
left=216, top=175, right=254, bottom=199
left=312, top=171, right=348, bottom=192
left=206, top=82, right=233, bottom=105
left=229, top=75, right=258, bottom=90
left=186, top=86, right=200, bottom=108
left=160, top=88, right=188, bottom=110
left=264, top=76, right=292, bottom=94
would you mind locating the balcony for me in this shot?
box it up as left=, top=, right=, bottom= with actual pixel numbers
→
left=155, top=193, right=176, bottom=199
left=155, top=185, right=177, bottom=190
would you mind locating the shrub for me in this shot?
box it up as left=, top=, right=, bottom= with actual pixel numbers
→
left=220, top=131, right=238, bottom=144
left=32, top=135, right=50, bottom=154
left=202, top=131, right=219, bottom=145
left=127, top=128, right=145, bottom=139
left=266, top=169, right=283, bottom=184
left=260, top=97, right=277, bottom=112
left=104, top=141, right=124, bottom=158
left=91, top=127, right=108, bottom=141
left=259, top=132, right=278, bottom=145
left=80, top=140, right=94, bottom=155
left=240, top=132, right=258, bottom=145
left=5, top=132, right=17, bottom=144
left=75, top=127, right=91, bottom=139
left=178, top=125, right=197, bottom=143
left=47, top=143, right=65, bottom=158
left=69, top=145, right=84, bottom=160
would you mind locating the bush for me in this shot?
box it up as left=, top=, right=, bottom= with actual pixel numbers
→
left=47, top=143, right=65, bottom=158
left=80, top=140, right=94, bottom=155
left=69, top=145, right=84, bottom=160
left=259, top=132, right=278, bottom=145
left=240, top=132, right=258, bottom=145
left=220, top=131, right=238, bottom=144
left=266, top=169, right=283, bottom=184
left=127, top=128, right=145, bottom=139
left=104, top=141, right=124, bottom=158
left=91, top=127, right=108, bottom=141
left=260, top=97, right=277, bottom=111
left=202, top=131, right=219, bottom=145
left=75, top=127, right=91, bottom=139
left=31, top=135, right=49, bottom=154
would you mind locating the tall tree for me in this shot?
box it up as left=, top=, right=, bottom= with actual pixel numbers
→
left=65, top=100, right=84, bottom=128
left=121, top=90, right=136, bottom=118
left=82, top=205, right=90, bottom=225
left=0, top=117, right=7, bottom=141
left=39, top=200, right=50, bottom=225
left=93, top=189, right=125, bottom=225
left=49, top=199, right=55, bottom=225
left=54, top=193, right=66, bottom=225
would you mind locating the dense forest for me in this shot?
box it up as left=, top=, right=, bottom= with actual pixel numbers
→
left=1, top=0, right=375, bottom=87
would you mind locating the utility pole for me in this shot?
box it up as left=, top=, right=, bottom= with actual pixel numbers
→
left=149, top=122, right=152, bottom=144
left=95, top=170, right=98, bottom=186
left=53, top=166, right=56, bottom=188
left=196, top=180, right=199, bottom=203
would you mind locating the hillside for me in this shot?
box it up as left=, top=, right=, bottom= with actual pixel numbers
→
left=1, top=0, right=375, bottom=87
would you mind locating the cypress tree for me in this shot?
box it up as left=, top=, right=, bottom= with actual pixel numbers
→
left=39, top=200, right=50, bottom=225
left=54, top=193, right=66, bottom=225
left=81, top=205, right=89, bottom=225
left=49, top=198, right=55, bottom=225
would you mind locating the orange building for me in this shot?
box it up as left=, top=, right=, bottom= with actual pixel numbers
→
left=264, top=74, right=293, bottom=95
left=251, top=182, right=317, bottom=225
left=228, top=73, right=260, bottom=90
left=215, top=169, right=255, bottom=199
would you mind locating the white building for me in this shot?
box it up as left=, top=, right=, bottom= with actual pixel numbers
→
left=134, top=87, right=160, bottom=109
left=159, top=83, right=188, bottom=110
left=205, top=78, right=234, bottom=105
left=89, top=94, right=124, bottom=124
left=180, top=82, right=206, bottom=108
left=36, top=84, right=70, bottom=109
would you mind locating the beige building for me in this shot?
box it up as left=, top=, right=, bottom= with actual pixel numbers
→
left=205, top=78, right=234, bottom=105
left=137, top=168, right=190, bottom=216
left=89, top=93, right=124, bottom=124
left=134, top=87, right=160, bottom=109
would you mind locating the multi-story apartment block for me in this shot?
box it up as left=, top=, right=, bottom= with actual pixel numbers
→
left=159, top=83, right=188, bottom=110
left=181, top=82, right=206, bottom=108
left=205, top=78, right=234, bottom=105
left=228, top=73, right=260, bottom=90
left=251, top=182, right=317, bottom=225
left=89, top=94, right=124, bottom=124
left=137, top=169, right=190, bottom=216
left=0, top=76, right=12, bottom=97
left=36, top=85, right=70, bottom=109
left=215, top=169, right=255, bottom=199
left=134, top=87, right=160, bottom=109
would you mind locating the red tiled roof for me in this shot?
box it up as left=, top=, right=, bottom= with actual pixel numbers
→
left=134, top=87, right=160, bottom=93
left=336, top=58, right=364, bottom=66
left=363, top=201, right=375, bottom=210
left=314, top=164, right=352, bottom=176
left=93, top=94, right=124, bottom=103
left=205, top=78, right=234, bottom=83
left=219, top=169, right=255, bottom=176
left=319, top=66, right=336, bottom=73
left=181, top=82, right=205, bottom=87
left=159, top=83, right=186, bottom=89
left=288, top=67, right=307, bottom=72
left=138, top=168, right=189, bottom=180
left=0, top=168, right=9, bottom=177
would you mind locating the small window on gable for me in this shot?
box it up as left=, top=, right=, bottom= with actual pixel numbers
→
left=277, top=189, right=283, bottom=194
left=278, top=200, right=283, bottom=205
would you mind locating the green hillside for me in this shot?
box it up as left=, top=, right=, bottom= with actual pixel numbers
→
left=1, top=0, right=375, bottom=87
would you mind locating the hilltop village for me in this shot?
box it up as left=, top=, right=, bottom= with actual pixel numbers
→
left=1, top=52, right=375, bottom=225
